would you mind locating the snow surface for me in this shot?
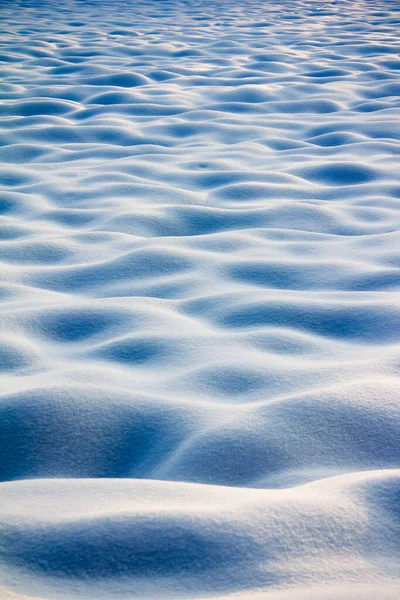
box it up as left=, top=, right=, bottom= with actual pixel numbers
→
left=1, top=0, right=400, bottom=598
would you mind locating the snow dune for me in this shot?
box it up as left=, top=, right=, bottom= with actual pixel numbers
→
left=1, top=0, right=400, bottom=598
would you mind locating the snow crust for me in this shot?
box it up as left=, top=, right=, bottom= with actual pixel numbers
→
left=1, top=0, right=400, bottom=598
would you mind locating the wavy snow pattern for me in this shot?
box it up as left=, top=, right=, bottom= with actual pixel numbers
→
left=0, top=0, right=400, bottom=598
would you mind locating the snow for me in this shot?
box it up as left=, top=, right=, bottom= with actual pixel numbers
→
left=1, top=0, right=400, bottom=598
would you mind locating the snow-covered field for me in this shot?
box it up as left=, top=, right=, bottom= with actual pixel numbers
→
left=1, top=0, right=400, bottom=598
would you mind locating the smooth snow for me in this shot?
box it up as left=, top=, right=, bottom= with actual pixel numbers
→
left=0, top=0, right=400, bottom=598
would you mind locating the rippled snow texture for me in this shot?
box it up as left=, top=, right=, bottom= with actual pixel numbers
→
left=1, top=0, right=400, bottom=598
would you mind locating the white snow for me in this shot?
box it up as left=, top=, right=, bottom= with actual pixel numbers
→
left=1, top=0, right=400, bottom=598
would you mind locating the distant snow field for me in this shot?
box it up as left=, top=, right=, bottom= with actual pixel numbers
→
left=1, top=0, right=400, bottom=598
